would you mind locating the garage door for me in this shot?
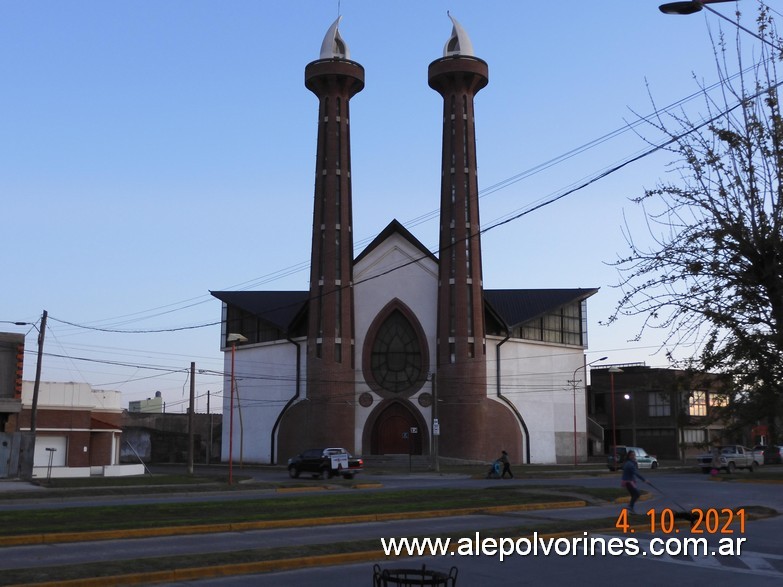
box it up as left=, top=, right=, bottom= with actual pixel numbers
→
left=33, top=436, right=67, bottom=467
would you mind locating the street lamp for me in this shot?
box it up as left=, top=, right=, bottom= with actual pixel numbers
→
left=226, top=332, right=248, bottom=485
left=609, top=367, right=623, bottom=455
left=570, top=356, right=607, bottom=466
left=659, top=0, right=734, bottom=15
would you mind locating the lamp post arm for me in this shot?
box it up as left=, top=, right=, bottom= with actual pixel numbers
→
left=659, top=1, right=783, bottom=52
left=701, top=3, right=783, bottom=52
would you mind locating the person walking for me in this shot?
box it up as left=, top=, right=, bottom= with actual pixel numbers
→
left=621, top=450, right=648, bottom=514
left=500, top=450, right=513, bottom=479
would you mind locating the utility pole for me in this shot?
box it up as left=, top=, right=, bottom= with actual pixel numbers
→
left=20, top=310, right=47, bottom=480
left=187, top=362, right=195, bottom=475
left=30, top=310, right=47, bottom=436
left=206, top=390, right=212, bottom=464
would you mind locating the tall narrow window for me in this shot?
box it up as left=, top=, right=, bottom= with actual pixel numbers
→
left=462, top=95, right=469, bottom=170
left=648, top=392, right=671, bottom=417
left=449, top=283, right=456, bottom=337
left=336, top=97, right=342, bottom=170
left=466, top=285, right=474, bottom=337
left=370, top=310, right=424, bottom=393
left=335, top=284, right=342, bottom=340
left=689, top=391, right=707, bottom=417
left=449, top=95, right=456, bottom=168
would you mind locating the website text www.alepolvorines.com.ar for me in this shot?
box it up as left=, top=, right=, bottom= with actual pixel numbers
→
left=381, top=532, right=747, bottom=563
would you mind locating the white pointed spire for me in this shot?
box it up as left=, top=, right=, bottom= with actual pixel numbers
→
left=319, top=16, right=351, bottom=60
left=443, top=13, right=475, bottom=57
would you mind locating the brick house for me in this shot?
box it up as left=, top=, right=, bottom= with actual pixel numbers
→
left=18, top=381, right=142, bottom=478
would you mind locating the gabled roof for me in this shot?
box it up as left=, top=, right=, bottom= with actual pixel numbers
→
left=354, top=219, right=438, bottom=266
left=90, top=417, right=121, bottom=431
left=484, top=288, right=599, bottom=329
left=210, top=290, right=309, bottom=331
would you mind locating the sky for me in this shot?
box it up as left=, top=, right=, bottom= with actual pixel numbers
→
left=1, top=1, right=772, bottom=414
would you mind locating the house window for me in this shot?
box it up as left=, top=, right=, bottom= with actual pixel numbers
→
left=225, top=305, right=284, bottom=345
left=370, top=310, right=423, bottom=393
left=520, top=320, right=542, bottom=341
left=648, top=392, right=671, bottom=417
left=518, top=301, right=584, bottom=346
left=689, top=391, right=708, bottom=417
left=683, top=429, right=706, bottom=444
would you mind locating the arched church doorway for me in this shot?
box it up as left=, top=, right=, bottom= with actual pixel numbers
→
left=371, top=402, right=423, bottom=455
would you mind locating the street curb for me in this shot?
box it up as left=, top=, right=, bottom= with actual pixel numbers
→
left=275, top=485, right=333, bottom=493
left=0, top=500, right=586, bottom=547
left=274, top=482, right=385, bottom=493
left=13, top=550, right=392, bottom=587
left=613, top=493, right=654, bottom=505
left=9, top=521, right=659, bottom=587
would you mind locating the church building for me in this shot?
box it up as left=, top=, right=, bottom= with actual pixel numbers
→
left=212, top=16, right=598, bottom=465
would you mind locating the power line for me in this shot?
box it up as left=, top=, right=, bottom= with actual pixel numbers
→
left=30, top=350, right=190, bottom=374
left=45, top=77, right=760, bottom=338
left=47, top=316, right=221, bottom=334
left=36, top=57, right=766, bottom=334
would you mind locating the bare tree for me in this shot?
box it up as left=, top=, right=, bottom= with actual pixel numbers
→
left=608, top=3, right=783, bottom=442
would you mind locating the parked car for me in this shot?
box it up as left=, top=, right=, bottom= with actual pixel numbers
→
left=607, top=446, right=658, bottom=471
left=751, top=445, right=766, bottom=466
left=761, top=445, right=783, bottom=465
left=696, top=445, right=760, bottom=473
left=287, top=447, right=364, bottom=480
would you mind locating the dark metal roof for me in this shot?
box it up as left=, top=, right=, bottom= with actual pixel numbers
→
left=483, top=288, right=599, bottom=329
left=210, top=290, right=309, bottom=331
left=211, top=287, right=598, bottom=333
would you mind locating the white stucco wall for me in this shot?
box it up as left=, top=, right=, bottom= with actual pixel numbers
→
left=353, top=231, right=439, bottom=451
left=21, top=381, right=122, bottom=412
left=487, top=337, right=586, bottom=464
left=221, top=338, right=304, bottom=464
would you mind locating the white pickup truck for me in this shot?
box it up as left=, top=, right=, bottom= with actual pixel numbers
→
left=696, top=445, right=762, bottom=473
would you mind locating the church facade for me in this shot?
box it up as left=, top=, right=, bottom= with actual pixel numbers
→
left=212, top=17, right=597, bottom=465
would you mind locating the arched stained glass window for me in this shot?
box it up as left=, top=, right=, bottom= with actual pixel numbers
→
left=371, top=310, right=423, bottom=393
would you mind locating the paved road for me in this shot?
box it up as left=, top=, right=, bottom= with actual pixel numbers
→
left=1, top=468, right=781, bottom=586
left=170, top=519, right=783, bottom=587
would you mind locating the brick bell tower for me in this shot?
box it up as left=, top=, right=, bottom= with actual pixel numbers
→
left=303, top=18, right=364, bottom=451
left=430, top=16, right=519, bottom=461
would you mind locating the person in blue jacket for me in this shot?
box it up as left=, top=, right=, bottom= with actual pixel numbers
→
left=621, top=450, right=649, bottom=514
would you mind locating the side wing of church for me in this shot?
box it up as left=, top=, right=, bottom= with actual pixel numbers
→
left=211, top=17, right=598, bottom=465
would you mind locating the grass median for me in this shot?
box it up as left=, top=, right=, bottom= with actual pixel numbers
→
left=0, top=486, right=621, bottom=537
left=0, top=484, right=629, bottom=586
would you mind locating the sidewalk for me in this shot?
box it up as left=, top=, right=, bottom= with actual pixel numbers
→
left=0, top=480, right=44, bottom=492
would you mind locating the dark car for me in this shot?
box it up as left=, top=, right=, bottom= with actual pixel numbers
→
left=762, top=445, right=783, bottom=465
left=287, top=447, right=364, bottom=480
